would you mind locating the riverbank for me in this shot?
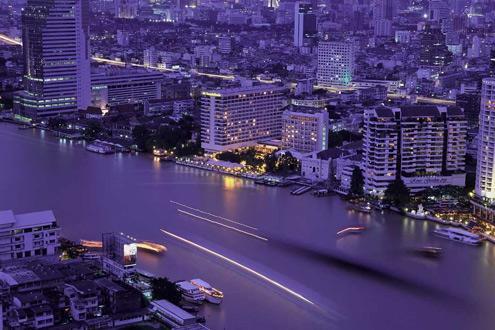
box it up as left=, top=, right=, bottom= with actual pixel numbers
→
left=3, top=122, right=495, bottom=330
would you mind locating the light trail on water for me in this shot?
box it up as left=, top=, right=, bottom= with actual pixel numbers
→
left=159, top=228, right=315, bottom=305
left=170, top=200, right=258, bottom=230
left=176, top=209, right=268, bottom=242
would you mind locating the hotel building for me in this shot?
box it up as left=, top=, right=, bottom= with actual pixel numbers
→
left=200, top=85, right=288, bottom=152
left=317, top=41, right=355, bottom=87
left=15, top=0, right=91, bottom=118
left=0, top=210, right=60, bottom=261
left=363, top=106, right=467, bottom=195
left=281, top=106, right=328, bottom=153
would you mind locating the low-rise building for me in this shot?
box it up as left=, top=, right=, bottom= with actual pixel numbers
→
left=0, top=210, right=60, bottom=261
left=64, top=281, right=101, bottom=321
left=301, top=148, right=349, bottom=182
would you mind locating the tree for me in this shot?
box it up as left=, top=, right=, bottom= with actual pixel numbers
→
left=84, top=120, right=103, bottom=140
left=274, top=152, right=300, bottom=175
left=150, top=277, right=182, bottom=305
left=132, top=125, right=151, bottom=151
left=47, top=117, right=67, bottom=130
left=350, top=166, right=364, bottom=196
left=384, top=179, right=410, bottom=208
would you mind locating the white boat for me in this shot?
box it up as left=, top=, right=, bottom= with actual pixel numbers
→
left=405, top=204, right=428, bottom=220
left=433, top=227, right=483, bottom=246
left=176, top=280, right=205, bottom=304
left=86, top=143, right=113, bottom=154
left=190, top=278, right=223, bottom=304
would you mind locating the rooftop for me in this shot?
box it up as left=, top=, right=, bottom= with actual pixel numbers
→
left=202, top=84, right=286, bottom=97
left=0, top=210, right=56, bottom=229
left=151, top=299, right=195, bottom=321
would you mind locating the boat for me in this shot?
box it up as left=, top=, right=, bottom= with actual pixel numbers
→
left=190, top=278, right=224, bottom=304
left=412, top=246, right=442, bottom=258
left=433, top=227, right=483, bottom=246
left=80, top=252, right=101, bottom=261
left=135, top=241, right=167, bottom=254
left=86, top=142, right=113, bottom=154
left=175, top=280, right=205, bottom=304
left=405, top=204, right=428, bottom=220
left=348, top=203, right=372, bottom=214
left=336, top=226, right=367, bottom=236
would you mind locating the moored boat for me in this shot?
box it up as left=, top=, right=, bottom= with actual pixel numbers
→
left=86, top=142, right=113, bottom=154
left=433, top=227, right=483, bottom=246
left=176, top=280, right=205, bottom=304
left=348, top=203, right=372, bottom=214
left=190, top=278, right=223, bottom=304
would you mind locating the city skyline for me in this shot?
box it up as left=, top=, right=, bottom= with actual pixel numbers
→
left=0, top=0, right=495, bottom=329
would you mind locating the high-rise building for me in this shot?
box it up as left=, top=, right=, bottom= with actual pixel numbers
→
left=419, top=24, right=453, bottom=68
left=15, top=0, right=91, bottom=118
left=372, top=0, right=394, bottom=37
left=218, top=36, right=233, bottom=54
left=373, top=0, right=394, bottom=21
left=144, top=47, right=158, bottom=68
left=490, top=48, right=495, bottom=76
left=428, top=0, right=450, bottom=23
left=475, top=78, right=495, bottom=201
left=293, top=2, right=317, bottom=48
left=115, top=0, right=138, bottom=19
left=200, top=85, right=288, bottom=152
left=281, top=106, right=328, bottom=153
left=363, top=106, right=467, bottom=195
left=317, top=41, right=355, bottom=87
left=91, top=70, right=163, bottom=109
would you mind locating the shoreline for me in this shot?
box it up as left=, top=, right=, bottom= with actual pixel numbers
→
left=3, top=119, right=493, bottom=244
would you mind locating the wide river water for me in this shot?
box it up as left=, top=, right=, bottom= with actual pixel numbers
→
left=1, top=122, right=495, bottom=330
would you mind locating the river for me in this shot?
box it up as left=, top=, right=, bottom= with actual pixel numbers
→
left=1, top=122, right=495, bottom=330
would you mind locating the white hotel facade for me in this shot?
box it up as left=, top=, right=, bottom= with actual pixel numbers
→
left=363, top=106, right=467, bottom=195
left=200, top=85, right=288, bottom=152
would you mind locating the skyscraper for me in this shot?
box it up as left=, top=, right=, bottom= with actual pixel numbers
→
left=15, top=0, right=91, bottom=118
left=115, top=0, right=139, bottom=19
left=317, top=41, right=355, bottom=87
left=373, top=0, right=394, bottom=21
left=419, top=24, right=453, bottom=68
left=293, top=2, right=317, bottom=48
left=475, top=78, right=495, bottom=201
left=372, top=0, right=394, bottom=37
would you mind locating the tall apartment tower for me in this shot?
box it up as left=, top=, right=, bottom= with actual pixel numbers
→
left=115, top=0, right=139, bottom=19
left=476, top=78, right=495, bottom=200
left=363, top=106, right=466, bottom=195
left=15, top=0, right=91, bottom=118
left=317, top=41, right=355, bottom=87
left=294, top=2, right=317, bottom=48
